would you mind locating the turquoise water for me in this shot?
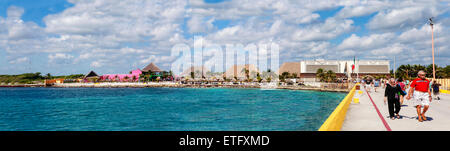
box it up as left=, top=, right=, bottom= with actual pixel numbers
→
left=0, top=87, right=346, bottom=131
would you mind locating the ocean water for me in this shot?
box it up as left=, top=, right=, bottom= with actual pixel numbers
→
left=0, top=87, right=346, bottom=131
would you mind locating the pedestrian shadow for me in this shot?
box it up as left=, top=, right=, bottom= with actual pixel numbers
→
left=421, top=116, right=434, bottom=121
left=396, top=115, right=415, bottom=119
left=385, top=115, right=407, bottom=119
left=393, top=115, right=434, bottom=121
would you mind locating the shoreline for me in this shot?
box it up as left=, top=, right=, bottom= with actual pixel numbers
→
left=0, top=82, right=351, bottom=93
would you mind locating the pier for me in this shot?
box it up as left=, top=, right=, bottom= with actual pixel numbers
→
left=341, top=88, right=450, bottom=131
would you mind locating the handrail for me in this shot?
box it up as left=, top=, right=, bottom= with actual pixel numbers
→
left=318, top=84, right=357, bottom=131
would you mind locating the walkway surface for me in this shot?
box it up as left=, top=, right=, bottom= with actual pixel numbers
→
left=342, top=87, right=450, bottom=131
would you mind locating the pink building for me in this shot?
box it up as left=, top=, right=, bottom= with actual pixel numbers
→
left=100, top=69, right=142, bottom=82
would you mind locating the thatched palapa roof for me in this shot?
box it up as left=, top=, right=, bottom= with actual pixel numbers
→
left=142, top=62, right=162, bottom=72
left=84, top=71, right=99, bottom=78
left=278, top=62, right=301, bottom=76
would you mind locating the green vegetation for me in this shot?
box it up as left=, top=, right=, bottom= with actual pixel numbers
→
left=241, top=68, right=250, bottom=82
left=394, top=64, right=450, bottom=80
left=0, top=73, right=84, bottom=84
left=279, top=71, right=299, bottom=82
left=316, top=68, right=337, bottom=83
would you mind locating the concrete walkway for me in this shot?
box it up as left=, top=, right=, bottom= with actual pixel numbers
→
left=342, top=87, right=450, bottom=131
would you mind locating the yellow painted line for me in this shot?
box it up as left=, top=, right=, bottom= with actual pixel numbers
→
left=441, top=89, right=450, bottom=94
left=318, top=85, right=357, bottom=131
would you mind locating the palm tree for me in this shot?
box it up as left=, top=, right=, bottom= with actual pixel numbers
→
left=132, top=75, right=137, bottom=82
left=262, top=69, right=276, bottom=81
left=426, top=64, right=440, bottom=78
left=325, top=70, right=337, bottom=83
left=190, top=72, right=195, bottom=80
left=397, top=64, right=413, bottom=80
left=443, top=65, right=450, bottom=78
left=256, top=72, right=262, bottom=83
left=291, top=73, right=298, bottom=79
left=266, top=77, right=272, bottom=83
left=241, top=68, right=250, bottom=82
left=222, top=73, right=227, bottom=82
left=316, top=68, right=325, bottom=82
left=46, top=73, right=52, bottom=79
left=412, top=64, right=426, bottom=77
left=280, top=72, right=290, bottom=82
left=114, top=75, right=119, bottom=82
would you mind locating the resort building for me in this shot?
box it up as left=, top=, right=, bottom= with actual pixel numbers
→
left=98, top=62, right=164, bottom=82
left=100, top=69, right=142, bottom=82
left=142, top=62, right=162, bottom=74
left=278, top=62, right=301, bottom=78
left=84, top=71, right=100, bottom=82
left=299, top=59, right=390, bottom=82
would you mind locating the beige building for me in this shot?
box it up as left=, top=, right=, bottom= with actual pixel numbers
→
left=278, top=62, right=301, bottom=78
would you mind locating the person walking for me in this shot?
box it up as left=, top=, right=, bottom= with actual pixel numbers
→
left=385, top=78, right=406, bottom=120
left=397, top=78, right=407, bottom=104
left=432, top=81, right=441, bottom=100
left=406, top=71, right=432, bottom=122
left=365, top=78, right=372, bottom=92
left=374, top=79, right=380, bottom=92
left=405, top=79, right=410, bottom=89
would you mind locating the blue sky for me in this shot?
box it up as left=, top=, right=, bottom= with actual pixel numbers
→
left=0, top=0, right=449, bottom=75
left=0, top=0, right=73, bottom=27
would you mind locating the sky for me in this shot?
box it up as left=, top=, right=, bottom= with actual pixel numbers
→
left=0, top=0, right=449, bottom=75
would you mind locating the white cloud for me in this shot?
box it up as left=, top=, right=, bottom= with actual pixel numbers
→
left=337, top=33, right=396, bottom=51
left=370, top=43, right=406, bottom=55
left=187, top=15, right=215, bottom=33
left=292, top=18, right=354, bottom=41
left=6, top=6, right=24, bottom=19
left=1, top=0, right=450, bottom=74
left=3, top=6, right=44, bottom=40
left=48, top=53, right=74, bottom=61
left=90, top=60, right=104, bottom=68
left=336, top=3, right=386, bottom=18
left=9, top=57, right=28, bottom=64
left=367, top=6, right=441, bottom=31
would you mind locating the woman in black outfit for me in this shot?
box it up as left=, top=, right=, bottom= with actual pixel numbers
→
left=384, top=78, right=406, bottom=120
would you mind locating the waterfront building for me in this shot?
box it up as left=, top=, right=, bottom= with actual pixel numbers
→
left=84, top=71, right=100, bottom=82
left=278, top=62, right=301, bottom=78
left=299, top=59, right=390, bottom=82
left=100, top=69, right=142, bottom=82
left=142, top=62, right=162, bottom=74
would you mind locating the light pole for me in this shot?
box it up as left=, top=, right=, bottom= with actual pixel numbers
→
left=429, top=17, right=436, bottom=81
left=394, top=56, right=396, bottom=79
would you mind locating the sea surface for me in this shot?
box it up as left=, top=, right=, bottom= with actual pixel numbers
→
left=0, top=87, right=346, bottom=131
